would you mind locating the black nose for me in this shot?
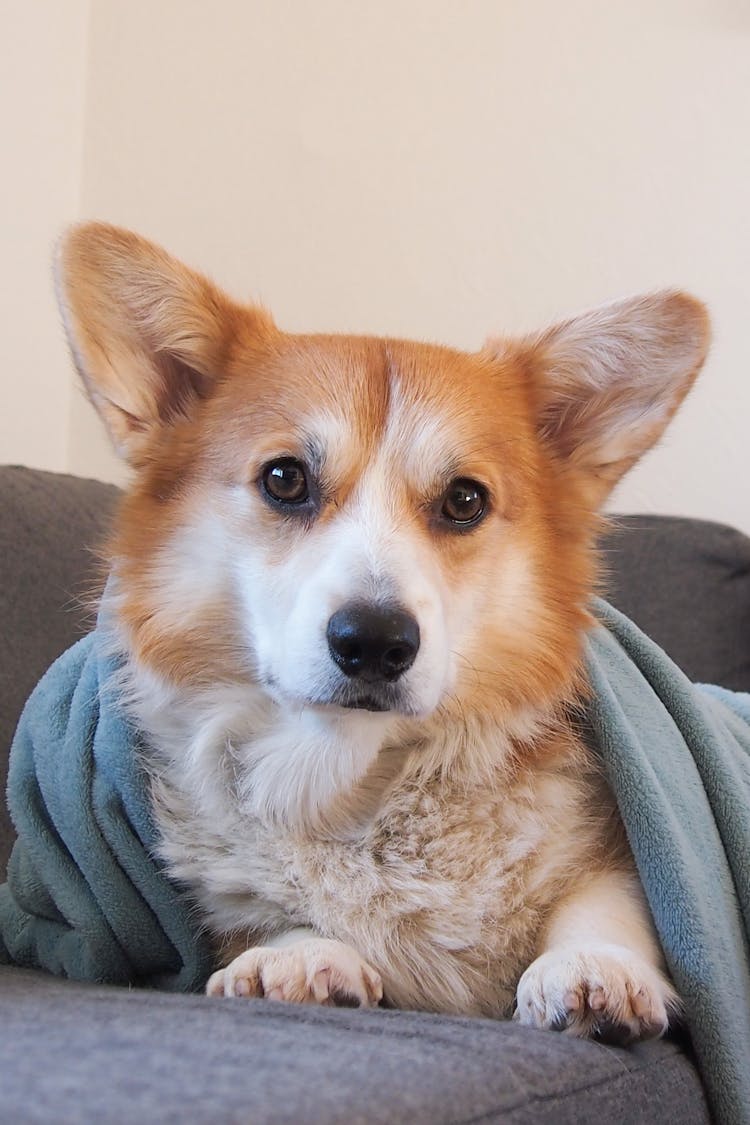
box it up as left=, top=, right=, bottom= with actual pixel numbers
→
left=327, top=602, right=420, bottom=682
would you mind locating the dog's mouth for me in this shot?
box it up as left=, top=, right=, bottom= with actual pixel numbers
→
left=306, top=681, right=416, bottom=716
left=339, top=694, right=390, bottom=713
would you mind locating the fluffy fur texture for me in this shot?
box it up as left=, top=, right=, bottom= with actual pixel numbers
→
left=56, top=223, right=709, bottom=1038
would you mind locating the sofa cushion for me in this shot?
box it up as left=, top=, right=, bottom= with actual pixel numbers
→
left=600, top=515, right=750, bottom=692
left=0, top=966, right=709, bottom=1125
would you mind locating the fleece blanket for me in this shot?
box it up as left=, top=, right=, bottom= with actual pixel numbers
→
left=1, top=600, right=749, bottom=1123
left=0, top=634, right=213, bottom=991
left=585, top=601, right=750, bottom=1125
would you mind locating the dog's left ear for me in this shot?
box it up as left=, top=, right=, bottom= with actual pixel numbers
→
left=487, top=291, right=710, bottom=506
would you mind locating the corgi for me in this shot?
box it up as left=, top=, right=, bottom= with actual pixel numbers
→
left=55, top=223, right=709, bottom=1040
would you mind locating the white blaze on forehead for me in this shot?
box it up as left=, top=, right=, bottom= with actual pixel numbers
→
left=378, top=375, right=465, bottom=498
left=306, top=374, right=473, bottom=507
left=294, top=378, right=479, bottom=610
left=302, top=385, right=450, bottom=600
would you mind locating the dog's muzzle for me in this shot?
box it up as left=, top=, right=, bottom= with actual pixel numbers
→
left=326, top=601, right=420, bottom=710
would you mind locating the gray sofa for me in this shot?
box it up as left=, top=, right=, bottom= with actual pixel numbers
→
left=2, top=464, right=749, bottom=1124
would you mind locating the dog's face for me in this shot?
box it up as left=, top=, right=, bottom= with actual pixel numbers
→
left=171, top=334, right=547, bottom=722
left=56, top=224, right=709, bottom=729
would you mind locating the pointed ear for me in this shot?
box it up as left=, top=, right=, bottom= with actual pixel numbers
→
left=487, top=291, right=710, bottom=506
left=55, top=222, right=274, bottom=465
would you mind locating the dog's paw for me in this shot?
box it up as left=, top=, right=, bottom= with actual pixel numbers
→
left=515, top=943, right=677, bottom=1044
left=206, top=937, right=383, bottom=1008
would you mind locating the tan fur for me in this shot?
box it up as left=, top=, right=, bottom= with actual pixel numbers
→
left=56, top=223, right=709, bottom=1037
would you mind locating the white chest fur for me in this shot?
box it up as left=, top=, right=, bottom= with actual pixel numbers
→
left=134, top=679, right=600, bottom=1017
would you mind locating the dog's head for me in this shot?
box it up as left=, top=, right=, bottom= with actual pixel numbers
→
left=57, top=224, right=709, bottom=731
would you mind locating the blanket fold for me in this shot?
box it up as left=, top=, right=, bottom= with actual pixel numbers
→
left=1, top=600, right=749, bottom=1122
left=585, top=599, right=750, bottom=1125
left=0, top=634, right=212, bottom=990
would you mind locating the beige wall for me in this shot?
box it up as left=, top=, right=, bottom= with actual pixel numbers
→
left=6, top=1, right=750, bottom=531
left=0, top=0, right=90, bottom=472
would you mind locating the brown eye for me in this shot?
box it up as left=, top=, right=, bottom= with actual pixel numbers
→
left=440, top=478, right=487, bottom=527
left=262, top=458, right=310, bottom=506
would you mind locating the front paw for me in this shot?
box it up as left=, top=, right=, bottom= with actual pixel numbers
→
left=516, top=943, right=678, bottom=1044
left=206, top=938, right=383, bottom=1008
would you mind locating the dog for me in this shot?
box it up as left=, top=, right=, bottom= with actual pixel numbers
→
left=55, top=222, right=709, bottom=1040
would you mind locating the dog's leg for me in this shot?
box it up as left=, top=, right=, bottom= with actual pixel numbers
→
left=206, top=927, right=383, bottom=1007
left=516, top=870, right=678, bottom=1043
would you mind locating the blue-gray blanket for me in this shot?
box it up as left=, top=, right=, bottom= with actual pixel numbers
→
left=1, top=600, right=749, bottom=1124
left=0, top=636, right=214, bottom=992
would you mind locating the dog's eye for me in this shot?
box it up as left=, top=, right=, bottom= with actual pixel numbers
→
left=440, top=479, right=487, bottom=527
left=262, top=459, right=310, bottom=506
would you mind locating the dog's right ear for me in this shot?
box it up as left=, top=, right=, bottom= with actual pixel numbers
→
left=55, top=223, right=274, bottom=465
